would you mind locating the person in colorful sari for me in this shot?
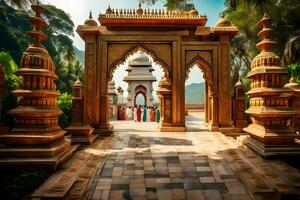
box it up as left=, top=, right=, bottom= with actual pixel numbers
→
left=155, top=107, right=160, bottom=122
left=126, top=107, right=131, bottom=120
left=117, top=106, right=121, bottom=120
left=134, top=106, right=137, bottom=122
left=150, top=107, right=156, bottom=122
left=147, top=107, right=151, bottom=121
left=143, top=105, right=147, bottom=122
left=121, top=107, right=126, bottom=120
left=137, top=105, right=142, bottom=122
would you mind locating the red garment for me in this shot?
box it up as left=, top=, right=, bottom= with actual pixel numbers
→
left=121, top=109, right=126, bottom=120
left=137, top=107, right=142, bottom=122
left=150, top=109, right=156, bottom=122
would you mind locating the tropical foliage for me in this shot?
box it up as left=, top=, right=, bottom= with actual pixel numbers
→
left=0, top=1, right=84, bottom=94
left=0, top=1, right=85, bottom=126
left=224, top=0, right=300, bottom=91
left=287, top=63, right=300, bottom=83
left=57, top=92, right=72, bottom=128
left=0, top=52, right=20, bottom=127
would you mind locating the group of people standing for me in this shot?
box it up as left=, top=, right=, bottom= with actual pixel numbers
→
left=117, top=105, right=160, bottom=122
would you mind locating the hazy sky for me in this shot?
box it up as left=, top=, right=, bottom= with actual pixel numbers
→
left=46, top=0, right=224, bottom=98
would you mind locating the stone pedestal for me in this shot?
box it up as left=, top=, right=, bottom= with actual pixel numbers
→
left=66, top=80, right=96, bottom=145
left=0, top=4, right=76, bottom=170
left=243, top=14, right=300, bottom=158
left=95, top=125, right=113, bottom=138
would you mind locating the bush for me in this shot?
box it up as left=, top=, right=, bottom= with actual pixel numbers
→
left=288, top=63, right=300, bottom=83
left=57, top=92, right=72, bottom=128
left=0, top=51, right=21, bottom=127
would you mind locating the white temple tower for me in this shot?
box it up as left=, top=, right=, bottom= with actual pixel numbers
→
left=124, top=51, right=156, bottom=107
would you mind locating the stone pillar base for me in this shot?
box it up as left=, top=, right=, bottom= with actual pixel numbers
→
left=240, top=136, right=300, bottom=158
left=95, top=124, right=114, bottom=138
left=210, top=126, right=219, bottom=132
left=160, top=125, right=186, bottom=132
left=66, top=125, right=96, bottom=145
left=219, top=127, right=247, bottom=137
left=0, top=134, right=77, bottom=170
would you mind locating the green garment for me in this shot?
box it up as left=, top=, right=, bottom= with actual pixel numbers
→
left=143, top=106, right=147, bottom=122
left=156, top=108, right=160, bottom=122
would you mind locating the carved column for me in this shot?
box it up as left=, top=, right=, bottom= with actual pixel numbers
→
left=66, top=80, right=96, bottom=145
left=234, top=80, right=247, bottom=128
left=211, top=93, right=219, bottom=131
left=212, top=13, right=238, bottom=129
left=0, top=4, right=76, bottom=170
left=204, top=81, right=209, bottom=124
left=157, top=77, right=173, bottom=131
left=243, top=14, right=300, bottom=157
left=219, top=35, right=232, bottom=127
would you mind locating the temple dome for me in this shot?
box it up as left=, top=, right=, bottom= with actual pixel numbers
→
left=129, top=50, right=151, bottom=66
left=215, top=13, right=231, bottom=27
left=84, top=11, right=98, bottom=26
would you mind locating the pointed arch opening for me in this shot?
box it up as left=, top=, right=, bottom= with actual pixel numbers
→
left=185, top=55, right=213, bottom=131
left=107, top=48, right=164, bottom=128
left=108, top=43, right=170, bottom=81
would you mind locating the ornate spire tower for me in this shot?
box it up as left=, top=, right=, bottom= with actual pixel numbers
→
left=243, top=14, right=300, bottom=157
left=0, top=3, right=76, bottom=169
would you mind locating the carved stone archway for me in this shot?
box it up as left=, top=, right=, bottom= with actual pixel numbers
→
left=108, top=43, right=170, bottom=81
left=185, top=55, right=214, bottom=126
left=77, top=4, right=238, bottom=134
left=185, top=55, right=213, bottom=87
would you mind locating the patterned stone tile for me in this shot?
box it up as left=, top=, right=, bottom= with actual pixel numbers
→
left=32, top=114, right=300, bottom=200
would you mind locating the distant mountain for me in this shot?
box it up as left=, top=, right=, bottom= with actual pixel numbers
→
left=74, top=46, right=84, bottom=64
left=185, top=82, right=205, bottom=104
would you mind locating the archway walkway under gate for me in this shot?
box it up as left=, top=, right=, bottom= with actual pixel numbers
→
left=110, top=112, right=208, bottom=132
left=32, top=114, right=300, bottom=199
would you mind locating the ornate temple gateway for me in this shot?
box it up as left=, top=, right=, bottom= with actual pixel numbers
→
left=77, top=4, right=238, bottom=133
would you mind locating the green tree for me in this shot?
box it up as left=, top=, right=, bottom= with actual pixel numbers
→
left=4, top=0, right=34, bottom=8
left=225, top=0, right=300, bottom=92
left=0, top=52, right=20, bottom=127
left=73, top=60, right=84, bottom=81
left=288, top=63, right=300, bottom=83
left=0, top=52, right=18, bottom=76
left=63, top=45, right=76, bottom=64
left=0, top=2, right=79, bottom=93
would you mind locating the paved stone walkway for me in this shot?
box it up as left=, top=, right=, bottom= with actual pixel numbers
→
left=32, top=113, right=300, bottom=200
